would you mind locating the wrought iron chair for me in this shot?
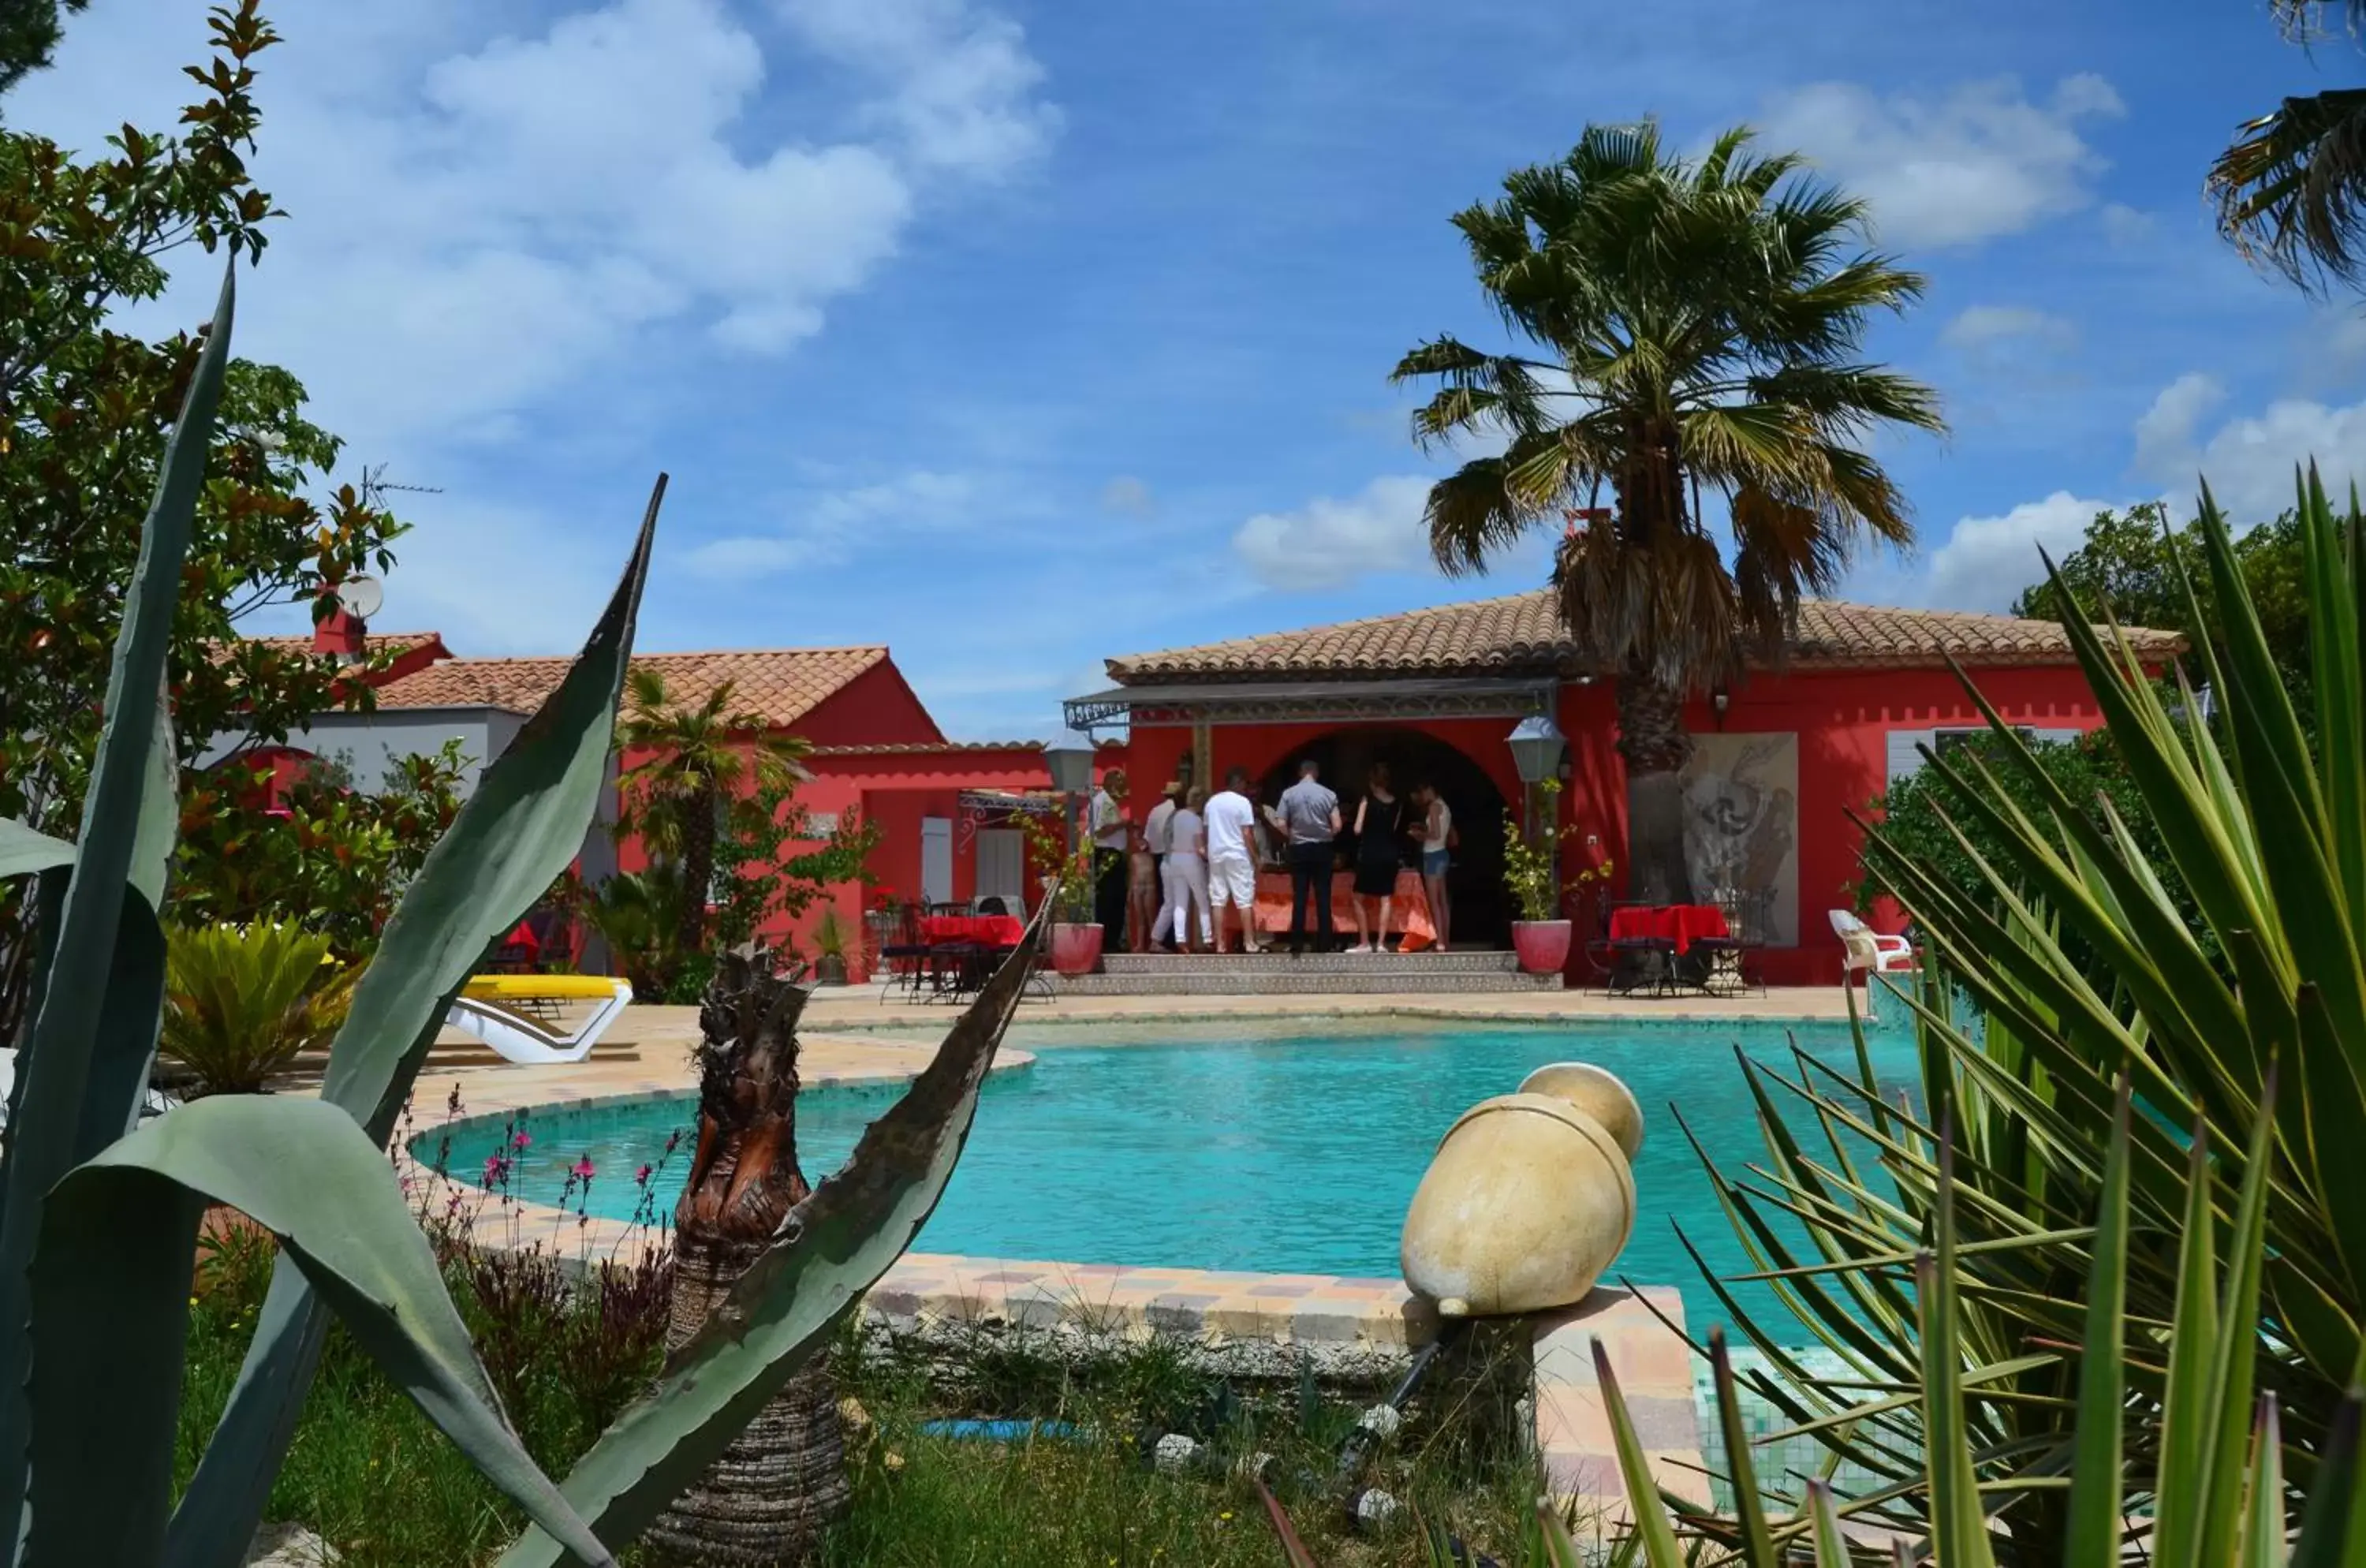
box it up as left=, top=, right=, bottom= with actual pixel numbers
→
left=1599, top=898, right=1678, bottom=998
left=1692, top=887, right=1771, bottom=997
left=877, top=900, right=932, bottom=999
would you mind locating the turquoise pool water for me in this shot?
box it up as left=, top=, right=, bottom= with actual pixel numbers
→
left=431, top=1019, right=1917, bottom=1330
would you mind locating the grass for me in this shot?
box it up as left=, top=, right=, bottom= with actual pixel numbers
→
left=174, top=1226, right=1558, bottom=1566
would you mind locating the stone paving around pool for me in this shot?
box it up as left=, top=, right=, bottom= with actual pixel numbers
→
left=368, top=988, right=1818, bottom=1526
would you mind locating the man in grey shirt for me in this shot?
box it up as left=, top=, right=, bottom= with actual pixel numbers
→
left=1276, top=759, right=1342, bottom=956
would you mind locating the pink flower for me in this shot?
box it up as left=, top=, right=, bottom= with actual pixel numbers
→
left=636, top=1163, right=653, bottom=1184
left=513, top=1131, right=532, bottom=1151
left=482, top=1155, right=503, bottom=1182
left=572, top=1156, right=595, bottom=1181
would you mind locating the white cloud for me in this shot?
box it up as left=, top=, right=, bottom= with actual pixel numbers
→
left=774, top=0, right=1061, bottom=176
left=685, top=469, right=992, bottom=576
left=2132, top=373, right=2230, bottom=480
left=1100, top=475, right=1156, bottom=517
left=7, top=0, right=1056, bottom=650
left=1758, top=74, right=2124, bottom=248
left=1923, top=491, right=2120, bottom=610
left=10, top=0, right=1051, bottom=444
left=1940, top=304, right=2077, bottom=353
left=1233, top=476, right=1436, bottom=590
left=2132, top=375, right=2366, bottom=522
left=2099, top=203, right=2155, bottom=246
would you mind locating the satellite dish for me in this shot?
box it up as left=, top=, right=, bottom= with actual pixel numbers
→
left=334, top=575, right=384, bottom=620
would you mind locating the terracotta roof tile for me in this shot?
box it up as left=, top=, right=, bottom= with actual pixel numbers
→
left=375, top=646, right=889, bottom=729
left=213, top=630, right=445, bottom=662
left=810, top=740, right=1046, bottom=756
left=1106, top=588, right=2183, bottom=681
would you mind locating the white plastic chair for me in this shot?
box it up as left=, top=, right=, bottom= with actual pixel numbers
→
left=1829, top=909, right=1914, bottom=1020
left=444, top=975, right=633, bottom=1066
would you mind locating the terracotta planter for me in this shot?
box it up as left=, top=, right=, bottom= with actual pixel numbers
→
left=1051, top=921, right=1106, bottom=976
left=1511, top=919, right=1573, bottom=975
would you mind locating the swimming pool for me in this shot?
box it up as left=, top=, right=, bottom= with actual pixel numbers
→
left=435, top=1017, right=1917, bottom=1330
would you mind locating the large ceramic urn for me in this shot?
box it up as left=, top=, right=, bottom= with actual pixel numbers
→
left=1399, top=1088, right=1637, bottom=1318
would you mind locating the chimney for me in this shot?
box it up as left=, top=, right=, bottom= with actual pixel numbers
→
left=314, top=604, right=366, bottom=665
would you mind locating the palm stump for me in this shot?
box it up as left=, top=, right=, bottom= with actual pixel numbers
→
left=646, top=956, right=848, bottom=1565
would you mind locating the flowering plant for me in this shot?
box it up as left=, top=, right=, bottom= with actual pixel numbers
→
left=1501, top=778, right=1588, bottom=923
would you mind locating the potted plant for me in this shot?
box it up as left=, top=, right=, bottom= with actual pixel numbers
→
left=811, top=906, right=851, bottom=986
left=1023, top=812, right=1104, bottom=976
left=1502, top=783, right=1581, bottom=975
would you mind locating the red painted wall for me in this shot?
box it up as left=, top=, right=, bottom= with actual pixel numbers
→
left=1163, top=661, right=2114, bottom=987
left=793, top=663, right=946, bottom=748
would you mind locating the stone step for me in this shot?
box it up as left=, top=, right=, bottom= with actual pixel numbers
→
left=1051, top=966, right=1562, bottom=996
left=1097, top=948, right=1520, bottom=976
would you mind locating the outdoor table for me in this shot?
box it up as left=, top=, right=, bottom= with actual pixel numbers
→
left=920, top=913, right=1026, bottom=949
left=1251, top=868, right=1436, bottom=950
left=1607, top=903, right=1730, bottom=954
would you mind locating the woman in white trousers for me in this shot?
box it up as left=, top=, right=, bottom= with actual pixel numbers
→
left=1161, top=789, right=1213, bottom=952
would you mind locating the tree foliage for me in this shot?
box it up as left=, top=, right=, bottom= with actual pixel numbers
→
left=0, top=3, right=407, bottom=1035
left=171, top=744, right=469, bottom=963
left=0, top=0, right=85, bottom=104
left=2010, top=499, right=2318, bottom=721
left=614, top=668, right=809, bottom=970
left=1390, top=121, right=1945, bottom=712
left=2210, top=0, right=2366, bottom=290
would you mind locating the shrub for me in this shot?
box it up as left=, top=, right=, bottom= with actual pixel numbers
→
left=159, top=920, right=356, bottom=1096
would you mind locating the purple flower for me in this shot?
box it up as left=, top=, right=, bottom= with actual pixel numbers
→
left=482, top=1155, right=502, bottom=1182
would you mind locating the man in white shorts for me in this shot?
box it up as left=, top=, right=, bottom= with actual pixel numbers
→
left=1202, top=765, right=1264, bottom=954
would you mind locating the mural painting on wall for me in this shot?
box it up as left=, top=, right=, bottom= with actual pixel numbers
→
left=1678, top=732, right=1799, bottom=945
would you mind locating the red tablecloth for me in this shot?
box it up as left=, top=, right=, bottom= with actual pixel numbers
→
left=1607, top=904, right=1730, bottom=955
left=921, top=914, right=1025, bottom=947
left=1252, top=868, right=1436, bottom=950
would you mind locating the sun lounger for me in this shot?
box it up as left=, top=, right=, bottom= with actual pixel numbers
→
left=445, top=974, right=633, bottom=1066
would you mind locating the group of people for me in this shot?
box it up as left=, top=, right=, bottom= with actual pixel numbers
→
left=1088, top=760, right=1454, bottom=956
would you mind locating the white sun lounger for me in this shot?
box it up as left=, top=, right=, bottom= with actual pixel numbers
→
left=445, top=974, right=634, bottom=1066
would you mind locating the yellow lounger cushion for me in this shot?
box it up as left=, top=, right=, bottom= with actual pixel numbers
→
left=461, top=974, right=625, bottom=1002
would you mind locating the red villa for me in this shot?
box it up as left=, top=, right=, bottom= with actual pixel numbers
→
left=243, top=619, right=1059, bottom=976
left=1068, top=588, right=2181, bottom=985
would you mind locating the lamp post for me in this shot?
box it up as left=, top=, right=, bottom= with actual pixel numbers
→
left=1506, top=715, right=1569, bottom=904
left=1042, top=733, right=1097, bottom=894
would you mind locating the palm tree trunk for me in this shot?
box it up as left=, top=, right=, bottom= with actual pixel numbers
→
left=674, top=787, right=718, bottom=967
left=1617, top=664, right=1696, bottom=906
left=645, top=958, right=849, bottom=1566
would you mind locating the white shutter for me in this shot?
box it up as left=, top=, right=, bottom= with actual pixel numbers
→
left=1886, top=728, right=1936, bottom=786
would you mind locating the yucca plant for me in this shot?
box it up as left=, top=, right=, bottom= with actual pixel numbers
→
left=1681, top=464, right=2366, bottom=1552
left=157, top=920, right=355, bottom=1096
left=0, top=262, right=1043, bottom=1566
left=1265, top=1083, right=2366, bottom=1566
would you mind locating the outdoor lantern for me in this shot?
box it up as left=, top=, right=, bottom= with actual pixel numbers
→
left=1506, top=715, right=1567, bottom=786
left=1042, top=733, right=1098, bottom=797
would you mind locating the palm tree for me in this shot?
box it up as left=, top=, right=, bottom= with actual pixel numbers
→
left=644, top=950, right=848, bottom=1565
left=616, top=666, right=808, bottom=973
left=1391, top=121, right=1943, bottom=902
left=2210, top=1, right=2366, bottom=289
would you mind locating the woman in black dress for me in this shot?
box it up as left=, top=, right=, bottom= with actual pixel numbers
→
left=1349, top=762, right=1405, bottom=953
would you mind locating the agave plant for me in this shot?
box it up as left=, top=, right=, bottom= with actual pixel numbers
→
left=0, top=262, right=1044, bottom=1566
left=1264, top=1085, right=2366, bottom=1566
left=157, top=920, right=356, bottom=1096
left=1680, top=465, right=2366, bottom=1552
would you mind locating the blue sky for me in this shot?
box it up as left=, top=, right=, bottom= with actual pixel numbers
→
left=15, top=0, right=2366, bottom=737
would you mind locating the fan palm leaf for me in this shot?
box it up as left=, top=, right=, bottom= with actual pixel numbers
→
left=1392, top=119, right=1941, bottom=898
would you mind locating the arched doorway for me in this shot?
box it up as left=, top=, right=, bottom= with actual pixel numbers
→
left=1255, top=726, right=1513, bottom=946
